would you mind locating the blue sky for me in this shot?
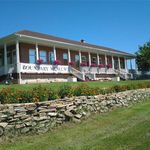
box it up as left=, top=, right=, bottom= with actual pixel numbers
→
left=0, top=0, right=150, bottom=56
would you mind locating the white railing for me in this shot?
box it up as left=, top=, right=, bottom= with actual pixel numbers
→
left=69, top=66, right=85, bottom=81
left=114, top=69, right=133, bottom=80
left=7, top=64, right=16, bottom=74
left=80, top=66, right=116, bottom=74
left=85, top=73, right=95, bottom=80
left=106, top=68, right=115, bottom=74
left=0, top=64, right=16, bottom=76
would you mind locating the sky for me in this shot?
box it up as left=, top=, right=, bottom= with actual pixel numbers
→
left=0, top=0, right=150, bottom=68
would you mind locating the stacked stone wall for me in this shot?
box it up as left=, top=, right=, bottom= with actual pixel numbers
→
left=0, top=88, right=150, bottom=140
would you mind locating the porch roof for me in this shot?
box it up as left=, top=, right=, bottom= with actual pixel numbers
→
left=0, top=30, right=135, bottom=58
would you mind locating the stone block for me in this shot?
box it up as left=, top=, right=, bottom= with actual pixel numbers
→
left=64, top=111, right=74, bottom=118
left=48, top=112, right=57, bottom=117
left=74, top=114, right=82, bottom=119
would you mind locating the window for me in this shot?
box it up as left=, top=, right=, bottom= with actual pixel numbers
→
left=92, top=57, right=96, bottom=64
left=75, top=55, right=79, bottom=62
left=7, top=51, right=12, bottom=64
left=6, top=49, right=16, bottom=65
left=81, top=56, right=86, bottom=62
left=63, top=53, right=68, bottom=60
left=0, top=52, right=3, bottom=66
left=29, top=49, right=36, bottom=64
left=120, top=58, right=125, bottom=69
left=99, top=57, right=102, bottom=64
left=114, top=57, right=119, bottom=69
left=12, top=50, right=16, bottom=64
left=49, top=52, right=55, bottom=64
left=39, top=50, right=47, bottom=63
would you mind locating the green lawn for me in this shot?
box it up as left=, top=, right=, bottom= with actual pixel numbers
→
left=0, top=79, right=150, bottom=91
left=1, top=99, right=150, bottom=150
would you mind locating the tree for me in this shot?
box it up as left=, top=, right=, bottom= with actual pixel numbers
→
left=136, top=41, right=150, bottom=71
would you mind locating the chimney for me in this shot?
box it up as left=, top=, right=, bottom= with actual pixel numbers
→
left=80, top=39, right=85, bottom=43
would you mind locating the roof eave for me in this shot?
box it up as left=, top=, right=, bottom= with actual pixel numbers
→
left=16, top=33, right=135, bottom=58
left=0, top=34, right=18, bottom=45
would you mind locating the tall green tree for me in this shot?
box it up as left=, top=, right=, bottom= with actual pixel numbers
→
left=136, top=41, right=150, bottom=71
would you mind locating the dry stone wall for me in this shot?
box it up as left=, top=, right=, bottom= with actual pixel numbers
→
left=0, top=88, right=150, bottom=140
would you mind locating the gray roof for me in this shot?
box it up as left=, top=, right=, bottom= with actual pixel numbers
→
left=2, top=30, right=135, bottom=57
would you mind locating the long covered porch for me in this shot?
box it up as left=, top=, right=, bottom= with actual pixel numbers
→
left=0, top=40, right=136, bottom=83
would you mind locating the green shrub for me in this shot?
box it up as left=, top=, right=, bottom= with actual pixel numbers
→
left=17, top=90, right=33, bottom=103
left=0, top=87, right=17, bottom=104
left=48, top=88, right=59, bottom=100
left=58, top=84, right=74, bottom=98
left=0, top=81, right=150, bottom=104
left=32, top=85, right=49, bottom=102
left=73, top=84, right=99, bottom=96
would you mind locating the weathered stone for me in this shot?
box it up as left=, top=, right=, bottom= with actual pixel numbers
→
left=64, top=111, right=73, bottom=118
left=14, top=114, right=26, bottom=119
left=20, top=127, right=30, bottom=134
left=0, top=122, right=8, bottom=128
left=0, top=126, right=4, bottom=136
left=74, top=114, right=82, bottom=119
left=72, top=117, right=81, bottom=123
left=37, top=127, right=49, bottom=134
left=26, top=106, right=36, bottom=111
left=82, top=111, right=87, bottom=116
left=14, top=107, right=27, bottom=112
left=48, top=112, right=57, bottom=117
left=100, top=100, right=107, bottom=106
left=39, top=109, right=51, bottom=113
left=57, top=114, right=65, bottom=118
left=56, top=104, right=66, bottom=109
left=66, top=105, right=76, bottom=111
left=33, top=116, right=48, bottom=121
left=0, top=114, right=8, bottom=118
left=25, top=121, right=36, bottom=127
left=15, top=124, right=25, bottom=129
left=39, top=112, right=47, bottom=117
left=56, top=120, right=63, bottom=124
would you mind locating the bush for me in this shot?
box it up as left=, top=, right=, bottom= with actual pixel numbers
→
left=0, top=88, right=17, bottom=104
left=0, top=81, right=150, bottom=104
left=73, top=84, right=99, bottom=96
left=17, top=90, right=34, bottom=103
left=48, top=88, right=59, bottom=100
left=32, top=85, right=49, bottom=102
left=58, top=84, right=74, bottom=98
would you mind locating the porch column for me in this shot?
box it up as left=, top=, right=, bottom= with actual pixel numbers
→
left=118, top=57, right=121, bottom=70
left=68, top=48, right=71, bottom=63
left=16, top=40, right=21, bottom=84
left=4, top=43, right=7, bottom=74
left=16, top=40, right=20, bottom=64
left=97, top=53, right=99, bottom=65
left=53, top=46, right=56, bottom=61
left=130, top=59, right=132, bottom=70
left=105, top=54, right=107, bottom=66
left=135, top=58, right=138, bottom=72
left=124, top=58, right=128, bottom=72
left=112, top=55, right=114, bottom=69
left=36, top=43, right=39, bottom=60
left=79, top=51, right=82, bottom=63
left=88, top=52, right=91, bottom=66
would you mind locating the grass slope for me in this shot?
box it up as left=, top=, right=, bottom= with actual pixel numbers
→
left=0, top=80, right=150, bottom=91
left=1, top=100, right=150, bottom=150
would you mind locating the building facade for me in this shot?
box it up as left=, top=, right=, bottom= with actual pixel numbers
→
left=0, top=30, right=135, bottom=84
